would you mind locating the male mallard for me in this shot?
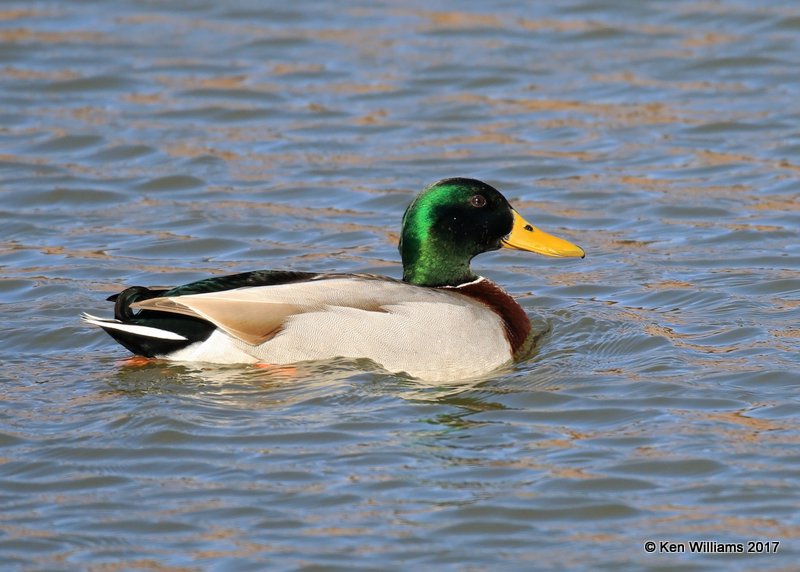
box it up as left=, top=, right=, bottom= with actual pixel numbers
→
left=83, top=178, right=584, bottom=381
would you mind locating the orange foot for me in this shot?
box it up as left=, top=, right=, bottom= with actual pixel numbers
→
left=254, top=363, right=297, bottom=375
left=120, top=355, right=153, bottom=366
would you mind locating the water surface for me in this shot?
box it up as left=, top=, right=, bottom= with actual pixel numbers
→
left=1, top=1, right=799, bottom=570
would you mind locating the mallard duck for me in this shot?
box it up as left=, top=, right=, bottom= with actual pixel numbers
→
left=83, top=178, right=584, bottom=381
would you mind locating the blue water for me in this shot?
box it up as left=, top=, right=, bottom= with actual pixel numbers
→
left=1, top=1, right=799, bottom=570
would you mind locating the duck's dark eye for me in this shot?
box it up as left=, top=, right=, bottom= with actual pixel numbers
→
left=470, top=194, right=487, bottom=208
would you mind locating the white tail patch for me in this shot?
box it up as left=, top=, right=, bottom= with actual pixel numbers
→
left=81, top=313, right=188, bottom=341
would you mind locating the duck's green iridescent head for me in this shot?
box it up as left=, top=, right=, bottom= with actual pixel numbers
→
left=399, top=178, right=584, bottom=287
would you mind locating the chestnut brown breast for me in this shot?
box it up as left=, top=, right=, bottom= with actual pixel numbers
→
left=448, top=279, right=532, bottom=357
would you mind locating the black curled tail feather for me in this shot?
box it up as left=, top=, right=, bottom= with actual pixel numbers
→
left=107, top=286, right=169, bottom=321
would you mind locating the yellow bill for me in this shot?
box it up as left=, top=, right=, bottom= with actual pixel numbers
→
left=501, top=210, right=585, bottom=258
